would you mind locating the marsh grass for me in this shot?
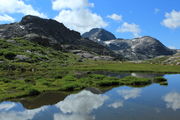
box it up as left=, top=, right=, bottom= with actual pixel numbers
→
left=0, top=72, right=168, bottom=101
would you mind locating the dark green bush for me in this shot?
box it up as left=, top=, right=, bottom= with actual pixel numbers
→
left=4, top=52, right=16, bottom=60
left=27, top=89, right=40, bottom=96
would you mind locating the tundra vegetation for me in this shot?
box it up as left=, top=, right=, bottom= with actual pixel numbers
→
left=0, top=38, right=180, bottom=101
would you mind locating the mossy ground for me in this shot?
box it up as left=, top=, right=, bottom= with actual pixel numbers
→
left=0, top=71, right=167, bottom=101
left=0, top=38, right=180, bottom=101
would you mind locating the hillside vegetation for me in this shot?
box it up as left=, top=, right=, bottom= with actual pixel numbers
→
left=0, top=38, right=77, bottom=72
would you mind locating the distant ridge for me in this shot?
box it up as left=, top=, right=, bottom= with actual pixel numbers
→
left=83, top=28, right=176, bottom=60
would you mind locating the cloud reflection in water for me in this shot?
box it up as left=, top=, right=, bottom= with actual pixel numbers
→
left=117, top=88, right=142, bottom=100
left=0, top=90, right=108, bottom=120
left=108, top=88, right=142, bottom=109
left=163, top=92, right=180, bottom=111
left=54, top=90, right=108, bottom=120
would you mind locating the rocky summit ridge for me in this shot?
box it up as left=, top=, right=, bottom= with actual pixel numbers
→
left=0, top=15, right=119, bottom=60
left=82, top=28, right=116, bottom=42
left=82, top=28, right=176, bottom=60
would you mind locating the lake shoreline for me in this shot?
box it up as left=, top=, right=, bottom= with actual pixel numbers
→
left=0, top=70, right=171, bottom=102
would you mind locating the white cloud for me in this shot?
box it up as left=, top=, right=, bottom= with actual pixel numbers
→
left=0, top=14, right=15, bottom=22
left=117, top=22, right=141, bottom=37
left=52, top=0, right=94, bottom=10
left=108, top=101, right=123, bottom=109
left=117, top=88, right=142, bottom=100
left=162, top=10, right=180, bottom=29
left=0, top=0, right=46, bottom=18
left=107, top=13, right=122, bottom=21
left=55, top=9, right=107, bottom=34
left=52, top=0, right=107, bottom=34
left=163, top=92, right=180, bottom=111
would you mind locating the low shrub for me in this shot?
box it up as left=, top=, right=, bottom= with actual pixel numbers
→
left=4, top=52, right=16, bottom=60
left=27, top=89, right=40, bottom=96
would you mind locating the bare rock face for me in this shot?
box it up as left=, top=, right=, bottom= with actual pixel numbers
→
left=0, top=15, right=81, bottom=44
left=158, top=53, right=180, bottom=65
left=0, top=15, right=119, bottom=59
left=104, top=36, right=176, bottom=60
left=70, top=50, right=115, bottom=61
left=20, top=15, right=81, bottom=44
left=82, top=28, right=116, bottom=42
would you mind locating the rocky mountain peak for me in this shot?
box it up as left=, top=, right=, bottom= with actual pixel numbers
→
left=19, top=15, right=81, bottom=44
left=82, top=28, right=116, bottom=41
left=0, top=15, right=119, bottom=59
left=137, top=36, right=159, bottom=42
left=105, top=36, right=176, bottom=60
left=0, top=15, right=81, bottom=44
left=20, top=15, right=45, bottom=24
left=83, top=28, right=176, bottom=60
left=20, top=15, right=66, bottom=28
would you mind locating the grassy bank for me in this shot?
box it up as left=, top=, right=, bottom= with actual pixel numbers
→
left=0, top=71, right=167, bottom=101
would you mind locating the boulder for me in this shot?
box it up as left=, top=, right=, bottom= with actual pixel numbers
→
left=176, top=62, right=180, bottom=65
left=85, top=87, right=103, bottom=94
left=6, top=39, right=16, bottom=44
left=93, top=56, right=114, bottom=61
left=15, top=55, right=30, bottom=62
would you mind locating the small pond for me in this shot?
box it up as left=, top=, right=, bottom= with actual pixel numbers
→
left=0, top=74, right=180, bottom=120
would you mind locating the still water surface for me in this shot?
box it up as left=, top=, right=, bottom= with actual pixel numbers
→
left=0, top=74, right=180, bottom=120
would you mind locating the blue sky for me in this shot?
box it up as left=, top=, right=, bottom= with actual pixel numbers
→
left=0, top=0, right=180, bottom=49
